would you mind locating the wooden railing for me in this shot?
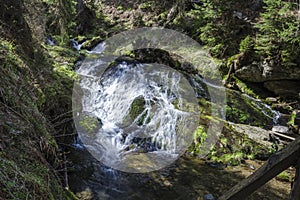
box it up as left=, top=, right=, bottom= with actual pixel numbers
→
left=218, top=137, right=300, bottom=200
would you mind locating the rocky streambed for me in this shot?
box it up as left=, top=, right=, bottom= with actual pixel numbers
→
left=64, top=39, right=299, bottom=200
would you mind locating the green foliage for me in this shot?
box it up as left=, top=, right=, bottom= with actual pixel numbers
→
left=276, top=171, right=293, bottom=182
left=226, top=106, right=249, bottom=124
left=234, top=77, right=257, bottom=97
left=208, top=125, right=271, bottom=165
left=196, top=0, right=247, bottom=57
left=255, top=0, right=300, bottom=65
left=226, top=90, right=274, bottom=127
left=79, top=115, right=100, bottom=133
left=189, top=126, right=208, bottom=155
left=45, top=0, right=78, bottom=43
left=210, top=151, right=245, bottom=166
left=287, top=112, right=296, bottom=125
left=117, top=5, right=123, bottom=11
left=239, top=36, right=255, bottom=53
left=0, top=18, right=78, bottom=198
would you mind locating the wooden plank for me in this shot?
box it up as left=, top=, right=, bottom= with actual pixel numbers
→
left=218, top=137, right=300, bottom=200
left=291, top=158, right=300, bottom=200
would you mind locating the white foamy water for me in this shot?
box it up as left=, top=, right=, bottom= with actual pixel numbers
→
left=75, top=61, right=200, bottom=173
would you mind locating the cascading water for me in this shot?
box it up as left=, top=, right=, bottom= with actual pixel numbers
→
left=241, top=94, right=281, bottom=125
left=74, top=58, right=200, bottom=173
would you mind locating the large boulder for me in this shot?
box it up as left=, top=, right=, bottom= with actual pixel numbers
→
left=229, top=123, right=273, bottom=147
left=264, top=80, right=300, bottom=96
left=235, top=62, right=263, bottom=82
left=236, top=61, right=300, bottom=82
left=235, top=61, right=300, bottom=97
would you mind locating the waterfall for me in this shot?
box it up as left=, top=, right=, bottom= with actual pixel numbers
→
left=74, top=58, right=200, bottom=173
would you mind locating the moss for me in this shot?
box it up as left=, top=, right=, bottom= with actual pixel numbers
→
left=129, top=97, right=150, bottom=126
left=173, top=98, right=179, bottom=109
left=287, top=112, right=296, bottom=125
left=210, top=152, right=245, bottom=166
left=54, top=64, right=77, bottom=79
left=0, top=138, right=65, bottom=199
left=226, top=89, right=274, bottom=127
left=225, top=105, right=251, bottom=124
left=0, top=8, right=79, bottom=197
left=234, top=77, right=257, bottom=97
left=188, top=126, right=208, bottom=155
left=276, top=171, right=293, bottom=182
left=239, top=36, right=255, bottom=53
left=117, top=5, right=123, bottom=11
left=139, top=2, right=153, bottom=10
left=79, top=115, right=101, bottom=133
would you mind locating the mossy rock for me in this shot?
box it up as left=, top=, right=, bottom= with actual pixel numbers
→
left=78, top=114, right=102, bottom=135
left=128, top=96, right=151, bottom=126
left=226, top=89, right=275, bottom=128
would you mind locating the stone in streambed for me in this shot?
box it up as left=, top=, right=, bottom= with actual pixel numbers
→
left=204, top=194, right=215, bottom=200
left=266, top=97, right=277, bottom=103
left=272, top=126, right=290, bottom=134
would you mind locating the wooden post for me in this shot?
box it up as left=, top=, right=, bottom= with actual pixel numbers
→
left=218, top=137, right=300, bottom=200
left=291, top=158, right=300, bottom=200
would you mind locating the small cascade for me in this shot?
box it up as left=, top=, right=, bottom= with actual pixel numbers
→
left=242, top=94, right=281, bottom=125
left=70, top=38, right=83, bottom=50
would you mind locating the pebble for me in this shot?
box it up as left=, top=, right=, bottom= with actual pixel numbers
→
left=204, top=194, right=215, bottom=200
left=249, top=164, right=256, bottom=170
left=266, top=97, right=277, bottom=103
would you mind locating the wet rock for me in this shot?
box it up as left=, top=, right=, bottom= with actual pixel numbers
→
left=233, top=11, right=243, bottom=19
left=235, top=60, right=300, bottom=97
left=46, top=36, right=55, bottom=45
left=290, top=125, right=299, bottom=134
left=295, top=111, right=300, bottom=125
left=70, top=38, right=82, bottom=50
left=204, top=194, right=215, bottom=200
left=252, top=0, right=264, bottom=10
left=76, top=0, right=84, bottom=12
left=264, top=80, right=300, bottom=97
left=272, top=103, right=293, bottom=114
left=292, top=111, right=300, bottom=134
left=277, top=113, right=290, bottom=125
left=236, top=61, right=300, bottom=83
left=131, top=137, right=158, bottom=152
left=272, top=126, right=289, bottom=134
left=235, top=63, right=263, bottom=82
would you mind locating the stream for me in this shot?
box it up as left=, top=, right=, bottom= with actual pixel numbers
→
left=68, top=41, right=284, bottom=200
